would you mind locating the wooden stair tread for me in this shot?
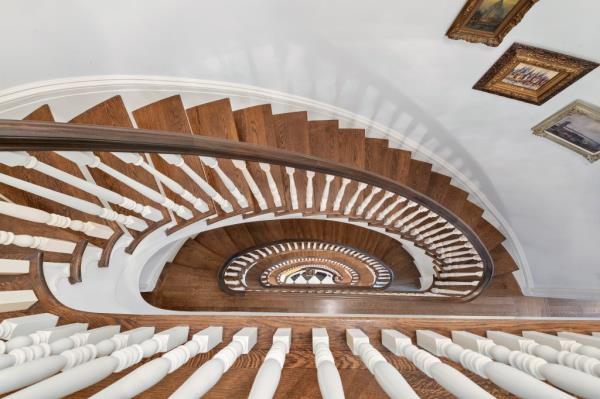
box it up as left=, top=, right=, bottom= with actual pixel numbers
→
left=407, top=159, right=432, bottom=194
left=69, top=96, right=171, bottom=225
left=132, top=95, right=217, bottom=221
left=425, top=172, right=452, bottom=203
left=186, top=98, right=254, bottom=215
left=272, top=112, right=310, bottom=213
left=490, top=245, right=519, bottom=276
left=474, top=218, right=506, bottom=251
left=233, top=105, right=288, bottom=211
left=308, top=120, right=342, bottom=213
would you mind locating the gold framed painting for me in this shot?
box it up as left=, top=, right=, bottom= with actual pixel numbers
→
left=473, top=43, right=598, bottom=105
left=532, top=100, right=600, bottom=163
left=446, top=0, right=539, bottom=47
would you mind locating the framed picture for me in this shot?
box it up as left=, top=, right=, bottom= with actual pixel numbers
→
left=473, top=43, right=598, bottom=105
left=532, top=100, right=600, bottom=163
left=446, top=0, right=539, bottom=47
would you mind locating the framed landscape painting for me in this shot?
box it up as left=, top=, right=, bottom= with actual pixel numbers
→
left=446, top=0, right=539, bottom=46
left=532, top=100, right=600, bottom=163
left=473, top=43, right=598, bottom=105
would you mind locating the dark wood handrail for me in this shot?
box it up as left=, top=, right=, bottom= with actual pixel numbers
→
left=0, top=119, right=493, bottom=301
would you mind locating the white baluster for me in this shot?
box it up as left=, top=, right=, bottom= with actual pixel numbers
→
left=441, top=263, right=483, bottom=271
left=285, top=167, right=299, bottom=210
left=159, top=154, right=233, bottom=213
left=320, top=175, right=335, bottom=212
left=417, top=330, right=574, bottom=399
left=384, top=201, right=417, bottom=226
left=0, top=172, right=147, bottom=231
left=0, top=258, right=29, bottom=275
left=521, top=331, right=600, bottom=376
left=170, top=327, right=257, bottom=399
left=347, top=329, right=419, bottom=398
left=249, top=328, right=291, bottom=399
left=231, top=160, right=267, bottom=210
left=313, top=328, right=344, bottom=399
left=366, top=191, right=393, bottom=219
left=259, top=163, right=283, bottom=208
left=558, top=332, right=600, bottom=355
left=0, top=291, right=38, bottom=314
left=306, top=171, right=315, bottom=209
left=429, top=288, right=471, bottom=296
left=438, top=271, right=482, bottom=279
left=3, top=326, right=186, bottom=398
left=113, top=152, right=209, bottom=213
left=200, top=157, right=249, bottom=208
left=0, top=323, right=87, bottom=371
left=2, top=152, right=162, bottom=222
left=332, top=178, right=351, bottom=212
left=57, top=151, right=193, bottom=220
left=395, top=206, right=427, bottom=229
left=376, top=197, right=407, bottom=221
left=0, top=201, right=113, bottom=240
left=430, top=236, right=468, bottom=251
left=91, top=326, right=222, bottom=399
left=435, top=280, right=479, bottom=286
left=0, top=314, right=58, bottom=343
left=456, top=330, right=599, bottom=399
left=401, top=211, right=436, bottom=234
left=356, top=187, right=381, bottom=216
left=0, top=230, right=75, bottom=254
left=418, top=225, right=453, bottom=242
left=343, top=182, right=367, bottom=215
left=382, top=329, right=495, bottom=399
left=410, top=217, right=443, bottom=236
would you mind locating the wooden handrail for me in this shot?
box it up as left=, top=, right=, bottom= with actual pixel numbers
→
left=0, top=119, right=493, bottom=301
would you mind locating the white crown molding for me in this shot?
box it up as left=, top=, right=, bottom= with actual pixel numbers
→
left=0, top=75, right=532, bottom=292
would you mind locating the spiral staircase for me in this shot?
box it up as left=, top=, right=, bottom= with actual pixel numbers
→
left=0, top=94, right=599, bottom=398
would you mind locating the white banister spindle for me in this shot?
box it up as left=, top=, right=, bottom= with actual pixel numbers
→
left=419, top=224, right=452, bottom=242
left=395, top=206, right=427, bottom=229
left=376, top=196, right=406, bottom=221
left=319, top=175, right=335, bottom=212
left=356, top=187, right=381, bottom=216
left=2, top=327, right=154, bottom=397
left=558, top=332, right=600, bottom=355
left=401, top=211, right=436, bottom=234
left=474, top=330, right=600, bottom=398
left=384, top=201, right=417, bottom=226
left=91, top=326, right=222, bottom=399
left=1, top=152, right=162, bottom=222
left=249, top=328, right=291, bottom=399
left=410, top=217, right=443, bottom=236
left=313, top=328, right=344, bottom=399
left=0, top=314, right=58, bottom=343
left=332, top=178, right=351, bottom=212
left=343, top=182, right=367, bottom=215
left=346, top=329, right=419, bottom=399
left=306, top=171, right=315, bottom=209
left=382, top=329, right=495, bottom=399
left=0, top=230, right=76, bottom=254
left=417, top=330, right=574, bottom=399
left=285, top=167, right=299, bottom=210
left=0, top=325, right=118, bottom=371
left=4, top=326, right=187, bottom=399
left=259, top=163, right=283, bottom=208
left=365, top=191, right=393, bottom=219
left=431, top=236, right=468, bottom=250
left=113, top=152, right=209, bottom=213
left=520, top=331, right=600, bottom=376
left=0, top=172, right=147, bottom=231
left=170, top=327, right=257, bottom=399
left=0, top=201, right=113, bottom=239
left=0, top=291, right=38, bottom=314
left=160, top=154, right=233, bottom=213
left=0, top=323, right=87, bottom=371
left=57, top=151, right=193, bottom=220
left=231, top=160, right=268, bottom=210
left=200, top=157, right=249, bottom=208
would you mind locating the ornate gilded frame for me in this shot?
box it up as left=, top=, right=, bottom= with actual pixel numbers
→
left=532, top=100, right=600, bottom=163
left=446, top=0, right=538, bottom=46
left=473, top=43, right=598, bottom=105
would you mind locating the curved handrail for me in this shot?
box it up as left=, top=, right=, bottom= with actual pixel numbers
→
left=0, top=119, right=493, bottom=301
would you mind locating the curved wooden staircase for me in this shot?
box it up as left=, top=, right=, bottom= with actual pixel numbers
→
left=0, top=94, right=518, bottom=305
